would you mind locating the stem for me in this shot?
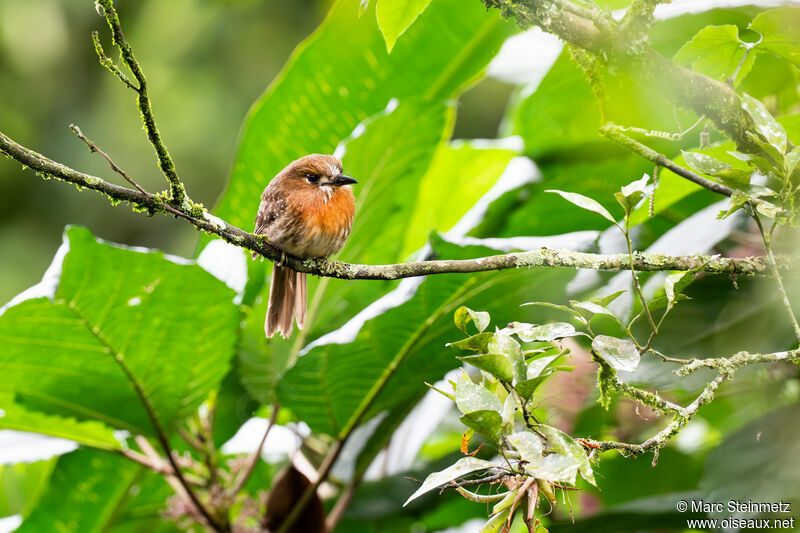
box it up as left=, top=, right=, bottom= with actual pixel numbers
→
left=624, top=216, right=658, bottom=333
left=67, top=304, right=226, bottom=532
left=275, top=440, right=344, bottom=533
left=601, top=125, right=734, bottom=198
left=325, top=471, right=365, bottom=533
left=753, top=212, right=800, bottom=343
left=231, top=403, right=279, bottom=495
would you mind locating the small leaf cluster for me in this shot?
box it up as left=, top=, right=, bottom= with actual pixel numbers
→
left=409, top=307, right=596, bottom=531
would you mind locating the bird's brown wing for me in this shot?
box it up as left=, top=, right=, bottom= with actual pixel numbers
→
left=253, top=185, right=305, bottom=256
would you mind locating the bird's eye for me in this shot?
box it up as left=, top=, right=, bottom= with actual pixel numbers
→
left=305, top=173, right=319, bottom=184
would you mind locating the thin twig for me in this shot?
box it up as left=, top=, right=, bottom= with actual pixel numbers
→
left=325, top=470, right=365, bottom=533
left=600, top=125, right=735, bottom=198
left=231, top=404, right=280, bottom=496
left=66, top=302, right=226, bottom=532
left=70, top=124, right=150, bottom=196
left=753, top=212, right=800, bottom=343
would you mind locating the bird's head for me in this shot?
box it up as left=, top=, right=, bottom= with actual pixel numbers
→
left=281, top=154, right=357, bottom=190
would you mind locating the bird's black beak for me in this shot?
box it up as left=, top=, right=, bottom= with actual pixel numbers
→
left=333, top=174, right=357, bottom=186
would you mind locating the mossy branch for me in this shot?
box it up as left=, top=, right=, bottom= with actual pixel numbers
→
left=482, top=0, right=759, bottom=153
left=94, top=0, right=187, bottom=205
left=588, top=346, right=800, bottom=460
left=1, top=130, right=791, bottom=281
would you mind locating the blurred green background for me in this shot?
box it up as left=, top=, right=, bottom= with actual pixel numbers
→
left=0, top=0, right=516, bottom=304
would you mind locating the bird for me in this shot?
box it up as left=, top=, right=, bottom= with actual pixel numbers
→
left=253, top=154, right=357, bottom=338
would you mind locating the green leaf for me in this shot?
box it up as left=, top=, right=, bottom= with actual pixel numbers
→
left=527, top=354, right=563, bottom=380
left=277, top=237, right=575, bottom=436
left=508, top=431, right=545, bottom=462
left=510, top=428, right=583, bottom=485
left=489, top=332, right=525, bottom=382
left=454, top=306, right=490, bottom=334
left=615, top=174, right=650, bottom=213
left=701, top=405, right=800, bottom=512
left=514, top=354, right=563, bottom=400
left=664, top=271, right=696, bottom=309
left=711, top=167, right=752, bottom=188
left=404, top=456, right=499, bottom=506
left=509, top=322, right=580, bottom=342
left=546, top=190, right=617, bottom=224
left=0, top=396, right=121, bottom=450
left=592, top=335, right=640, bottom=372
left=515, top=375, right=552, bottom=400
left=750, top=7, right=800, bottom=69
left=0, top=227, right=238, bottom=436
left=571, top=300, right=620, bottom=323
left=538, top=425, right=596, bottom=486
left=0, top=460, right=55, bottom=519
left=480, top=508, right=511, bottom=533
left=376, top=0, right=434, bottom=52
left=742, top=93, right=788, bottom=154
left=401, top=140, right=517, bottom=258
left=460, top=410, right=505, bottom=443
left=455, top=374, right=503, bottom=415
left=681, top=150, right=734, bottom=175
left=673, top=25, right=755, bottom=85
left=746, top=131, right=785, bottom=166
left=786, top=145, right=800, bottom=180
left=458, top=353, right=514, bottom=382
left=16, top=449, right=142, bottom=533
left=593, top=290, right=626, bottom=307
left=447, top=332, right=495, bottom=352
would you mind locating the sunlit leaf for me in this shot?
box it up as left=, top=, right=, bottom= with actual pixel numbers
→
left=510, top=322, right=580, bottom=342
left=615, top=174, right=650, bottom=213
left=376, top=0, right=434, bottom=52
left=447, top=332, right=495, bottom=352
left=460, top=410, right=505, bottom=442
left=16, top=449, right=143, bottom=533
left=546, top=190, right=617, bottom=224
left=538, top=425, right=596, bottom=486
left=455, top=306, right=491, bottom=334
left=458, top=353, right=514, bottom=382
left=681, top=151, right=734, bottom=175
left=403, top=456, right=500, bottom=506
left=592, top=335, right=640, bottom=372
left=665, top=271, right=696, bottom=309
left=0, top=227, right=238, bottom=436
left=742, top=93, right=787, bottom=154
left=455, top=374, right=503, bottom=415
left=673, top=25, right=754, bottom=85
left=750, top=7, right=800, bottom=68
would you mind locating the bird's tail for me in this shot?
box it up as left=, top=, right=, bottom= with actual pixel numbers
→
left=266, top=265, right=307, bottom=338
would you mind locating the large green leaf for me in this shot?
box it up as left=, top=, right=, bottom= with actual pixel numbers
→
left=0, top=395, right=121, bottom=450
left=0, top=459, right=54, bottom=519
left=16, top=449, right=142, bottom=533
left=400, top=140, right=517, bottom=259
left=214, top=0, right=512, bottom=233
left=277, top=236, right=575, bottom=437
left=376, top=0, right=433, bottom=53
left=701, top=405, right=800, bottom=513
left=750, top=7, right=800, bottom=68
left=0, top=227, right=238, bottom=436
left=673, top=25, right=755, bottom=85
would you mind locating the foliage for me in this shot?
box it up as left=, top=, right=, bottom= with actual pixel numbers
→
left=0, top=1, right=799, bottom=533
